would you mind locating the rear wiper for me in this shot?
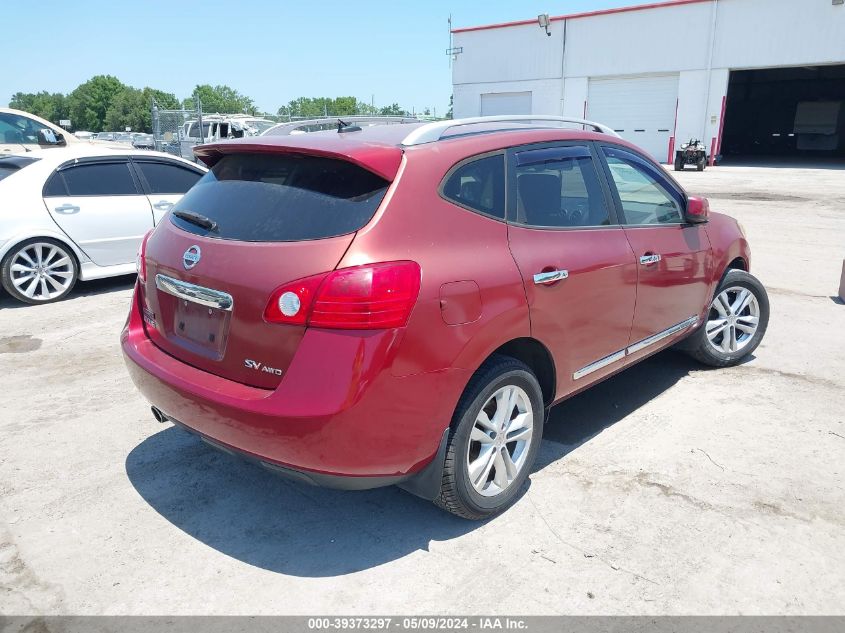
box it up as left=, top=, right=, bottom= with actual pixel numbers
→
left=173, top=210, right=218, bottom=231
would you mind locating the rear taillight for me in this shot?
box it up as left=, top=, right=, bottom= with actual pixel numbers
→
left=137, top=230, right=153, bottom=283
left=264, top=261, right=421, bottom=330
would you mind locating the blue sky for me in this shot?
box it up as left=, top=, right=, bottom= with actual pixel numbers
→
left=5, top=0, right=657, bottom=115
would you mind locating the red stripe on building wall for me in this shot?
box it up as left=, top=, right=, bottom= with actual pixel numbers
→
left=668, top=97, right=679, bottom=164
left=711, top=94, right=728, bottom=166
left=452, top=0, right=713, bottom=33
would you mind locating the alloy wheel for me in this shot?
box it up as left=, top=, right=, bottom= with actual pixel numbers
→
left=706, top=286, right=760, bottom=354
left=466, top=384, right=534, bottom=497
left=8, top=242, right=75, bottom=302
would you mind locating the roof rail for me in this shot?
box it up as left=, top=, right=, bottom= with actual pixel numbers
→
left=401, top=115, right=620, bottom=146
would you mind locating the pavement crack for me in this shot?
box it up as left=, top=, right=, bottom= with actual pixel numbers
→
left=526, top=493, right=660, bottom=586
left=694, top=448, right=726, bottom=471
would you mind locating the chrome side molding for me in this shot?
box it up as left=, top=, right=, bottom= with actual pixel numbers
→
left=573, top=350, right=626, bottom=380
left=155, top=274, right=234, bottom=312
left=572, top=315, right=699, bottom=380
left=626, top=316, right=699, bottom=355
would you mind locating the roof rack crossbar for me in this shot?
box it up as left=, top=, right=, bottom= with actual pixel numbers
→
left=401, top=115, right=620, bottom=146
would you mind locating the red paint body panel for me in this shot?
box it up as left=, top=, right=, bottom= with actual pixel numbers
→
left=122, top=123, right=754, bottom=486
left=623, top=225, right=713, bottom=343
left=440, top=281, right=483, bottom=326
left=124, top=285, right=469, bottom=476
left=143, top=226, right=354, bottom=388
left=194, top=132, right=405, bottom=180
left=507, top=226, right=638, bottom=397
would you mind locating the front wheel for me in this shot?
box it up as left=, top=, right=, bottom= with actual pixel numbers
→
left=697, top=155, right=707, bottom=171
left=686, top=269, right=769, bottom=367
left=434, top=356, right=544, bottom=520
left=674, top=154, right=684, bottom=171
left=1, top=239, right=79, bottom=304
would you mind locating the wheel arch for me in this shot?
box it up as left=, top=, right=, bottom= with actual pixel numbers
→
left=482, top=337, right=556, bottom=408
left=726, top=256, right=747, bottom=272
left=0, top=231, right=87, bottom=270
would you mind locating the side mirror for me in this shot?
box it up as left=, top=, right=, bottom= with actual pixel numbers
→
left=37, top=129, right=64, bottom=146
left=685, top=195, right=710, bottom=224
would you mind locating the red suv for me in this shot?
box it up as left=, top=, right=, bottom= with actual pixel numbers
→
left=122, top=117, right=769, bottom=519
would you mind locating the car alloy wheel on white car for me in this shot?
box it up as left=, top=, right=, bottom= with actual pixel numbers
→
left=1, top=239, right=78, bottom=304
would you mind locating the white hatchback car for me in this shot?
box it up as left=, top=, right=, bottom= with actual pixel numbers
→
left=0, top=146, right=206, bottom=304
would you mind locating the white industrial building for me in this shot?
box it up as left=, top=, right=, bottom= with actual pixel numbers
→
left=450, top=0, right=845, bottom=163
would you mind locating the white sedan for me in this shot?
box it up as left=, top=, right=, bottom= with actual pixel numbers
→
left=0, top=146, right=206, bottom=304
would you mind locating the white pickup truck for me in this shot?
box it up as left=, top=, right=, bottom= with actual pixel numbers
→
left=179, top=114, right=275, bottom=161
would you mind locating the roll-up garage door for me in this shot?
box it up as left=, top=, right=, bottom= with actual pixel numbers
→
left=587, top=75, right=679, bottom=162
left=480, top=91, right=532, bottom=116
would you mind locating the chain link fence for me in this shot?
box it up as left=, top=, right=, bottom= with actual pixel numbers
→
left=151, top=98, right=285, bottom=162
left=151, top=98, right=436, bottom=163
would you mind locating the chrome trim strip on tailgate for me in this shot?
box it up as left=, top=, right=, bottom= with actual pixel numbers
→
left=155, top=274, right=234, bottom=312
left=572, top=315, right=699, bottom=380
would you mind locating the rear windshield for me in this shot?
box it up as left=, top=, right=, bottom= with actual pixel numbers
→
left=170, top=153, right=390, bottom=242
left=0, top=156, right=39, bottom=182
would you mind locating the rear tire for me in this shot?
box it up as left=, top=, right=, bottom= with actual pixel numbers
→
left=686, top=269, right=769, bottom=367
left=434, top=355, right=544, bottom=520
left=674, top=154, right=684, bottom=171
left=1, top=238, right=78, bottom=305
left=697, top=155, right=706, bottom=171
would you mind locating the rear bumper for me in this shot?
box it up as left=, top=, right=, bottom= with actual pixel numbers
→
left=121, top=283, right=467, bottom=487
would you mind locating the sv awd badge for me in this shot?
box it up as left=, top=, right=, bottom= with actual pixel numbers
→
left=244, top=359, right=283, bottom=376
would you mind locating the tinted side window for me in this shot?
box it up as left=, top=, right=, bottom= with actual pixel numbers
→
left=43, top=172, right=68, bottom=196
left=442, top=154, right=505, bottom=220
left=136, top=161, right=202, bottom=194
left=601, top=146, right=684, bottom=225
left=0, top=112, right=42, bottom=145
left=513, top=145, right=610, bottom=228
left=62, top=162, right=138, bottom=196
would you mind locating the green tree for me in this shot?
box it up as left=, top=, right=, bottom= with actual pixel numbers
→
left=379, top=103, right=407, bottom=116
left=67, top=75, right=127, bottom=131
left=356, top=100, right=378, bottom=115
left=104, top=87, right=179, bottom=133
left=184, top=85, right=255, bottom=114
left=9, top=91, right=69, bottom=123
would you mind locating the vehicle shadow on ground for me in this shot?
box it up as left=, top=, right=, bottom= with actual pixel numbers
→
left=0, top=274, right=135, bottom=310
left=537, top=351, right=700, bottom=467
left=126, top=350, right=700, bottom=577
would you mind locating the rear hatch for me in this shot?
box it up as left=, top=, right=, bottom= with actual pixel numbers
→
left=140, top=145, right=400, bottom=389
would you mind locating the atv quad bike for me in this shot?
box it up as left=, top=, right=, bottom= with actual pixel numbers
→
left=675, top=138, right=708, bottom=171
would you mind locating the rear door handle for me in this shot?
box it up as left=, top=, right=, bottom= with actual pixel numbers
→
left=54, top=204, right=80, bottom=214
left=533, top=269, right=569, bottom=285
left=153, top=201, right=174, bottom=211
left=639, top=254, right=662, bottom=265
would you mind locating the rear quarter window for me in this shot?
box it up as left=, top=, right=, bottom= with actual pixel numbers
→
left=170, top=153, right=390, bottom=242
left=135, top=161, right=202, bottom=194
left=441, top=154, right=505, bottom=220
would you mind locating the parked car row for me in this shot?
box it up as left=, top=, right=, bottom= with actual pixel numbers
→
left=0, top=145, right=205, bottom=303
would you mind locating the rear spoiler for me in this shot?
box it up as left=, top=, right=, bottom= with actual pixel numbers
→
left=193, top=138, right=404, bottom=181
